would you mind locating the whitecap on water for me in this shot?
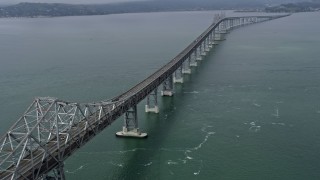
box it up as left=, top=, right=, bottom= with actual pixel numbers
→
left=193, top=170, right=200, bottom=175
left=249, top=126, right=261, bottom=132
left=167, top=160, right=178, bottom=165
left=66, top=165, right=86, bottom=174
left=253, top=103, right=261, bottom=107
left=192, top=132, right=215, bottom=151
left=179, top=159, right=187, bottom=164
left=183, top=91, right=199, bottom=94
left=144, top=162, right=152, bottom=166
left=186, top=155, right=193, bottom=160
left=271, top=108, right=280, bottom=118
left=271, top=122, right=285, bottom=126
left=118, top=148, right=147, bottom=154
left=109, top=162, right=124, bottom=168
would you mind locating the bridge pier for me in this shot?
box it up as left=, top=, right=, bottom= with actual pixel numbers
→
left=229, top=19, right=234, bottom=30
left=145, top=87, right=159, bottom=113
left=116, top=105, right=147, bottom=138
left=182, top=57, right=191, bottom=74
left=225, top=19, right=231, bottom=32
left=219, top=21, right=228, bottom=35
left=208, top=34, right=213, bottom=48
left=215, top=25, right=225, bottom=41
left=190, top=51, right=198, bottom=67
left=204, top=38, right=210, bottom=52
left=196, top=46, right=203, bottom=60
left=173, top=66, right=184, bottom=83
left=200, top=42, right=206, bottom=56
left=161, top=75, right=174, bottom=96
left=212, top=32, right=219, bottom=45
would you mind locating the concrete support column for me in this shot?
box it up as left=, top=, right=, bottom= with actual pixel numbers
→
left=215, top=23, right=225, bottom=41
left=215, top=25, right=220, bottom=41
left=205, top=38, right=210, bottom=52
left=197, top=45, right=203, bottom=60
left=161, top=75, right=174, bottom=96
left=225, top=20, right=229, bottom=31
left=173, top=66, right=184, bottom=83
left=201, top=41, right=207, bottom=56
left=190, top=51, right=198, bottom=67
left=182, top=56, right=191, bottom=74
left=220, top=20, right=227, bottom=34
left=212, top=31, right=218, bottom=45
left=116, top=105, right=147, bottom=138
left=208, top=33, right=213, bottom=45
left=145, top=87, right=159, bottom=113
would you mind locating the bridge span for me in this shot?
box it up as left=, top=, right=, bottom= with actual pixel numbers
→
left=0, top=14, right=289, bottom=179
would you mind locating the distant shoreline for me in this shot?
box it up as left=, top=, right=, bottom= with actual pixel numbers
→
left=0, top=2, right=264, bottom=18
left=0, top=2, right=318, bottom=19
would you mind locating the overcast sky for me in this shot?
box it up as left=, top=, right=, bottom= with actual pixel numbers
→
left=0, top=0, right=148, bottom=5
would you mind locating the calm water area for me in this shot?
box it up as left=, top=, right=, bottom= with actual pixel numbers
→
left=0, top=11, right=320, bottom=179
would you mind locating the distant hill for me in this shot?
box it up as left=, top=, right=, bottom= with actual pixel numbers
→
left=0, top=1, right=265, bottom=18
left=0, top=0, right=314, bottom=18
left=265, top=1, right=320, bottom=12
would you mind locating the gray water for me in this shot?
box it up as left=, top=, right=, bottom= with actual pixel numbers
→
left=0, top=11, right=320, bottom=179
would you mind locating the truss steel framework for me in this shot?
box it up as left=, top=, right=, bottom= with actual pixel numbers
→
left=0, top=97, right=120, bottom=179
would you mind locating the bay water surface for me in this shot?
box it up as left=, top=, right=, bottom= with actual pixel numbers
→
left=0, top=11, right=319, bottom=179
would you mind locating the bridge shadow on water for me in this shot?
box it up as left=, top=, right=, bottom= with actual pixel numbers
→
left=108, top=47, right=221, bottom=179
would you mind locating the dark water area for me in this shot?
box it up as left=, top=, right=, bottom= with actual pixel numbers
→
left=0, top=11, right=319, bottom=179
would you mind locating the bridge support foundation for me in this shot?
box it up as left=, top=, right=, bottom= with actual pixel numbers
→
left=145, top=88, right=159, bottom=113
left=190, top=62, right=197, bottom=67
left=182, top=69, right=191, bottom=74
left=205, top=47, right=210, bottom=52
left=173, top=66, right=184, bottom=83
left=116, top=105, right=147, bottom=138
left=182, top=60, right=191, bottom=74
left=215, top=33, right=226, bottom=41
left=196, top=46, right=203, bottom=60
left=173, top=77, right=184, bottom=83
left=196, top=56, right=203, bottom=61
left=161, top=75, right=174, bottom=96
left=190, top=52, right=198, bottom=67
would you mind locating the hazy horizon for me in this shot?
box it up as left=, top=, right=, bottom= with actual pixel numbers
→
left=0, top=0, right=147, bottom=5
left=0, top=0, right=307, bottom=5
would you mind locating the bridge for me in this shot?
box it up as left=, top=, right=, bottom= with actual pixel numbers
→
left=0, top=14, right=289, bottom=179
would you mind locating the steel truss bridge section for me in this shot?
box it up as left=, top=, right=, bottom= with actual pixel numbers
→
left=0, top=14, right=290, bottom=180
